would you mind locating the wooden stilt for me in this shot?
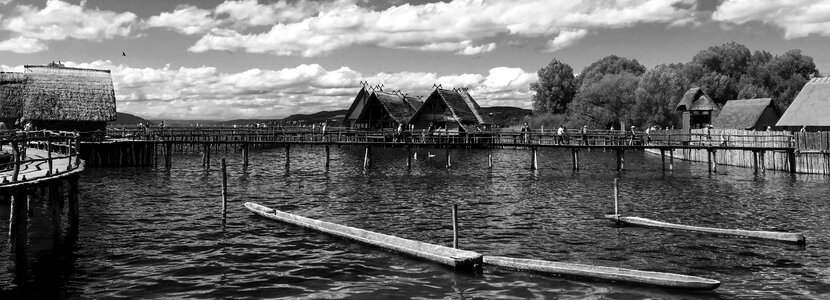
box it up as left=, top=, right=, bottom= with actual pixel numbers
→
left=10, top=189, right=28, bottom=274
left=787, top=149, right=797, bottom=174
left=406, top=146, right=411, bottom=169
left=285, top=144, right=291, bottom=170
left=661, top=149, right=666, bottom=172
left=669, top=149, right=674, bottom=171
left=11, top=141, right=19, bottom=181
left=712, top=150, right=718, bottom=173
left=325, top=144, right=330, bottom=169
left=165, top=142, right=172, bottom=169
left=707, top=150, right=713, bottom=173
left=531, top=148, right=537, bottom=170
left=68, top=176, right=79, bottom=238
left=243, top=143, right=249, bottom=167
left=47, top=138, right=53, bottom=174
left=452, top=203, right=458, bottom=249
left=221, top=159, right=228, bottom=227
left=488, top=148, right=493, bottom=169
left=446, top=148, right=451, bottom=169
left=205, top=144, right=211, bottom=170
left=50, top=183, right=62, bottom=248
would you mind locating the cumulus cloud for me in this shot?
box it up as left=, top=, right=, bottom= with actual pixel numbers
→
left=0, top=36, right=48, bottom=53
left=55, top=60, right=535, bottom=120
left=712, top=0, right=830, bottom=39
left=545, top=29, right=588, bottom=52
left=144, top=5, right=218, bottom=35
left=0, top=0, right=12, bottom=5
left=189, top=0, right=697, bottom=56
left=2, top=0, right=138, bottom=41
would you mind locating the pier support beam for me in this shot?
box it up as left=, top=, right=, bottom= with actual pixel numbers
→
left=325, top=144, right=331, bottom=169
left=49, top=182, right=62, bottom=248
left=530, top=148, right=537, bottom=170
left=68, top=175, right=80, bottom=238
left=572, top=148, right=579, bottom=170
left=406, top=146, right=411, bottom=169
left=669, top=149, right=674, bottom=171
left=285, top=144, right=291, bottom=170
left=9, top=188, right=28, bottom=275
left=760, top=151, right=766, bottom=173
left=616, top=148, right=625, bottom=171
left=708, top=150, right=717, bottom=173
left=488, top=148, right=493, bottom=169
left=243, top=143, right=249, bottom=167
left=363, top=146, right=370, bottom=169
left=165, top=142, right=172, bottom=169
left=752, top=151, right=759, bottom=174
left=446, top=148, right=451, bottom=169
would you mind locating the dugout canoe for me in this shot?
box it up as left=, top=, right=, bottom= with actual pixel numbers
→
left=606, top=215, right=806, bottom=245
left=244, top=202, right=483, bottom=271
left=484, top=256, right=720, bottom=290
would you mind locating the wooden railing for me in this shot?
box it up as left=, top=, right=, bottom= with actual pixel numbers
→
left=0, top=130, right=82, bottom=185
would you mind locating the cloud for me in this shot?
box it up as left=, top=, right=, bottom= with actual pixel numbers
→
left=55, top=60, right=535, bottom=120
left=712, top=0, right=830, bottom=38
left=189, top=0, right=697, bottom=56
left=545, top=29, right=588, bottom=52
left=144, top=5, right=218, bottom=35
left=0, top=0, right=12, bottom=5
left=1, top=0, right=138, bottom=41
left=0, top=36, right=48, bottom=53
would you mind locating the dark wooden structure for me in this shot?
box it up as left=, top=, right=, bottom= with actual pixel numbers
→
left=713, top=98, right=780, bottom=131
left=676, top=87, right=722, bottom=133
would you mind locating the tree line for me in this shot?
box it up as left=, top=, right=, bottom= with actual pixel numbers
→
left=530, top=42, right=821, bottom=129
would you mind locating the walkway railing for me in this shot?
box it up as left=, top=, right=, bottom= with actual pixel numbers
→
left=102, top=126, right=797, bottom=149
left=0, top=130, right=82, bottom=186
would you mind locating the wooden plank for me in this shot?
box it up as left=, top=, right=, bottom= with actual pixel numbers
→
left=244, top=202, right=482, bottom=271
left=483, top=256, right=720, bottom=290
left=605, top=215, right=805, bottom=245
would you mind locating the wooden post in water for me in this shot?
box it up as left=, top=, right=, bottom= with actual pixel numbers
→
left=752, top=151, right=759, bottom=174
left=205, top=144, right=211, bottom=170
left=712, top=150, right=718, bottom=173
left=363, top=146, right=370, bottom=169
left=660, top=149, right=666, bottom=172
left=488, top=148, right=493, bottom=169
left=572, top=148, right=579, bottom=170
left=529, top=148, right=537, bottom=170
left=221, top=159, right=228, bottom=227
left=165, top=142, right=172, bottom=169
left=47, top=138, right=53, bottom=174
left=10, top=188, right=28, bottom=274
left=669, top=149, right=674, bottom=171
left=760, top=151, right=766, bottom=173
left=325, top=144, right=331, bottom=169
left=614, top=178, right=619, bottom=216
left=243, top=143, right=249, bottom=167
left=446, top=148, right=452, bottom=169
left=452, top=203, right=458, bottom=249
left=615, top=148, right=625, bottom=171
left=406, top=146, right=411, bottom=169
left=11, top=141, right=19, bottom=181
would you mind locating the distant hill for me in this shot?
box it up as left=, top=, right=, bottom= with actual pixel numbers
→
left=283, top=110, right=348, bottom=123
left=110, top=112, right=153, bottom=125
left=482, top=106, right=531, bottom=127
left=216, top=119, right=276, bottom=126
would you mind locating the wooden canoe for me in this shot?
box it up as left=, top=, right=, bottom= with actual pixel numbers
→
left=244, top=202, right=483, bottom=271
left=484, top=256, right=721, bottom=290
left=606, top=214, right=806, bottom=245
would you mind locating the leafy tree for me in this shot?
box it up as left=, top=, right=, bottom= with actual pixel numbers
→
left=568, top=72, right=640, bottom=128
left=685, top=42, right=752, bottom=102
left=576, top=55, right=646, bottom=89
left=633, top=64, right=689, bottom=128
left=530, top=59, right=576, bottom=114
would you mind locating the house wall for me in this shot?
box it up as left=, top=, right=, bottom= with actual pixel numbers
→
left=751, top=107, right=781, bottom=131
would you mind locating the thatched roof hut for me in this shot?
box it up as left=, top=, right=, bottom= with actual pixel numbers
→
left=676, top=87, right=721, bottom=131
left=342, top=86, right=371, bottom=127
left=776, top=77, right=830, bottom=131
left=408, top=88, right=489, bottom=132
left=23, top=64, right=117, bottom=123
left=344, top=87, right=423, bottom=129
left=712, top=98, right=779, bottom=130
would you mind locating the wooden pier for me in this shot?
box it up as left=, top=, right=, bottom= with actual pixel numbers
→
left=1, top=131, right=84, bottom=279
left=80, top=126, right=806, bottom=175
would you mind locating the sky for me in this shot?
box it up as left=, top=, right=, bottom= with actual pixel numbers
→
left=0, top=0, right=829, bottom=120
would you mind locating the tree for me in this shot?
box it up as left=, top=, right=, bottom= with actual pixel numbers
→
left=633, top=64, right=689, bottom=128
left=576, top=55, right=646, bottom=90
left=685, top=42, right=752, bottom=102
left=568, top=72, right=640, bottom=128
left=530, top=59, right=576, bottom=114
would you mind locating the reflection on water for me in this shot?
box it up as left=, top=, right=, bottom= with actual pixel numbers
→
left=2, top=146, right=830, bottom=299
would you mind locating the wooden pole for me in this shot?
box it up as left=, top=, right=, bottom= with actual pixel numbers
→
left=660, top=149, right=666, bottom=172
left=406, top=146, right=411, bottom=169
left=68, top=175, right=79, bottom=238
left=243, top=143, right=249, bottom=167
left=10, top=188, right=28, bottom=273
left=165, top=142, right=172, bottom=169
left=446, top=148, right=451, bottom=169
left=761, top=151, right=766, bottom=173
left=712, top=150, right=718, bottom=173
left=363, top=146, right=370, bottom=169
left=50, top=183, right=62, bottom=248
left=325, top=144, right=331, bottom=169
left=205, top=144, right=211, bottom=170
left=787, top=149, right=797, bottom=174
left=221, top=159, right=228, bottom=227
left=707, top=150, right=713, bottom=173
left=11, top=141, right=19, bottom=181
left=669, top=149, right=674, bottom=171
left=452, top=203, right=458, bottom=249
left=488, top=148, right=493, bottom=169
left=285, top=144, right=291, bottom=170
left=752, top=150, right=759, bottom=174
left=614, top=178, right=619, bottom=217
left=47, top=138, right=53, bottom=174
left=531, top=148, right=537, bottom=170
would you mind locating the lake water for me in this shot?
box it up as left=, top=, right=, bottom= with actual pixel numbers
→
left=2, top=146, right=830, bottom=299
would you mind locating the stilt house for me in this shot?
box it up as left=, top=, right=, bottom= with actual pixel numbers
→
left=712, top=98, right=780, bottom=131
left=342, top=87, right=423, bottom=129
left=676, top=87, right=722, bottom=132
left=408, top=88, right=490, bottom=133
left=0, top=63, right=117, bottom=133
left=776, top=77, right=830, bottom=131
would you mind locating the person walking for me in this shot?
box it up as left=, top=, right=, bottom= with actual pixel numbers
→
left=581, top=125, right=588, bottom=145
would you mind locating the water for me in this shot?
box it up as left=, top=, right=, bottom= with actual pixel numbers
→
left=2, top=146, right=830, bottom=299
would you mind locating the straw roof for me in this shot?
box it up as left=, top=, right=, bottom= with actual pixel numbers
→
left=410, top=88, right=487, bottom=125
left=343, top=87, right=370, bottom=122
left=712, top=98, right=777, bottom=130
left=676, top=87, right=720, bottom=111
left=21, top=65, right=117, bottom=122
left=0, top=72, right=27, bottom=119
left=777, top=77, right=830, bottom=126
left=457, top=88, right=490, bottom=125
left=367, top=91, right=421, bottom=123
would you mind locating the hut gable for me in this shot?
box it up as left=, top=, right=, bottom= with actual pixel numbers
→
left=457, top=88, right=490, bottom=125
left=409, top=88, right=488, bottom=132
left=403, top=95, right=424, bottom=111
left=365, top=91, right=419, bottom=124
left=435, top=88, right=479, bottom=123
left=0, top=72, right=28, bottom=120
left=343, top=87, right=370, bottom=125
left=776, top=77, right=830, bottom=127
left=22, top=65, right=117, bottom=122
left=676, top=87, right=720, bottom=111
left=712, top=98, right=779, bottom=130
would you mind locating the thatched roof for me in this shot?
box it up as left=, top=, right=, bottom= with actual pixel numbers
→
left=368, top=91, right=420, bottom=123
left=0, top=72, right=27, bottom=119
left=676, top=87, right=719, bottom=111
left=411, top=88, right=487, bottom=126
left=21, top=65, right=117, bottom=122
left=457, top=88, right=490, bottom=124
left=712, top=98, right=776, bottom=129
left=777, top=77, right=830, bottom=127
left=403, top=95, right=424, bottom=111
left=343, top=87, right=370, bottom=122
